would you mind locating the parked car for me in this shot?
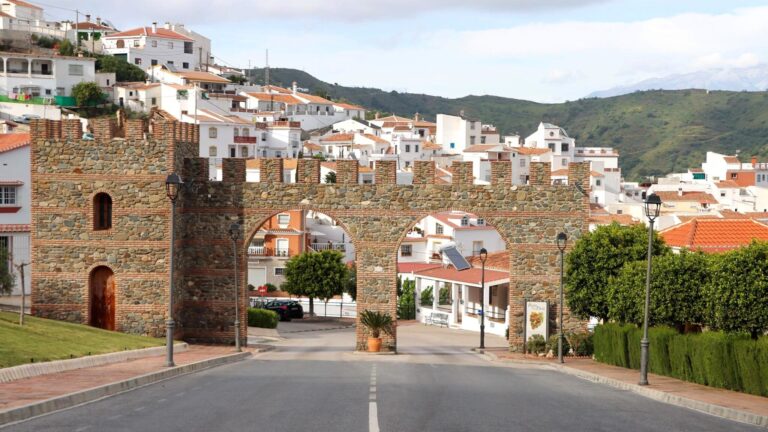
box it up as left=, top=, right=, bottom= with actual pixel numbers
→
left=272, top=300, right=303, bottom=319
left=263, top=300, right=293, bottom=321
left=11, top=114, right=40, bottom=124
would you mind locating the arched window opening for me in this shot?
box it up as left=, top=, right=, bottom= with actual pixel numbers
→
left=93, top=193, right=112, bottom=231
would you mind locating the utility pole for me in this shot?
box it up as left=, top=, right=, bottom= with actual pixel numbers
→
left=266, top=49, right=273, bottom=111
left=75, top=10, right=80, bottom=52
left=13, top=261, right=28, bottom=326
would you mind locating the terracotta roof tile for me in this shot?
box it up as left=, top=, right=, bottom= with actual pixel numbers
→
left=107, top=27, right=193, bottom=41
left=654, top=191, right=718, bottom=204
left=414, top=266, right=508, bottom=286
left=362, top=134, right=388, bottom=144
left=397, top=263, right=441, bottom=273
left=514, top=147, right=550, bottom=156
left=320, top=133, right=355, bottom=143
left=295, top=92, right=333, bottom=104
left=245, top=93, right=304, bottom=105
left=0, top=224, right=30, bottom=233
left=660, top=219, right=768, bottom=253
left=464, top=144, right=502, bottom=153
left=715, top=180, right=741, bottom=189
left=0, top=133, right=30, bottom=153
left=466, top=251, right=509, bottom=272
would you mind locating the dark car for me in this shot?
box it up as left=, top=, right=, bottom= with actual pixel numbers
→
left=263, top=300, right=293, bottom=321
left=272, top=300, right=304, bottom=319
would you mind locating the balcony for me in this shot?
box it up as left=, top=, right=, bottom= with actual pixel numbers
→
left=234, top=136, right=257, bottom=144
left=310, top=243, right=349, bottom=252
left=247, top=246, right=290, bottom=257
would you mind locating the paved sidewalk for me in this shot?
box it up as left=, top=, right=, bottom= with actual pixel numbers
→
left=484, top=348, right=768, bottom=426
left=0, top=345, right=250, bottom=413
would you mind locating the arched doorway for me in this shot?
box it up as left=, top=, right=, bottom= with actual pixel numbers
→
left=89, top=266, right=116, bottom=330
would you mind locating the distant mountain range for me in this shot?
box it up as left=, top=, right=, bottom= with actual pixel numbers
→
left=588, top=65, right=768, bottom=98
left=246, top=67, right=768, bottom=181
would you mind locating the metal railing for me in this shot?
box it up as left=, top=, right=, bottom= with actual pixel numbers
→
left=247, top=246, right=290, bottom=257
left=310, top=243, right=348, bottom=252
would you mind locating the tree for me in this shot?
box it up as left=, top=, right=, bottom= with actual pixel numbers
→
left=705, top=241, right=768, bottom=339
left=0, top=247, right=15, bottom=296
left=606, top=250, right=709, bottom=329
left=344, top=263, right=356, bottom=301
left=283, top=250, right=348, bottom=316
left=324, top=171, right=337, bottom=184
left=565, top=223, right=669, bottom=321
left=71, top=82, right=104, bottom=107
left=95, top=55, right=147, bottom=82
left=58, top=39, right=75, bottom=56
left=227, top=74, right=247, bottom=85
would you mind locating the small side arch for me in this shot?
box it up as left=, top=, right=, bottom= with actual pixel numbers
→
left=89, top=265, right=116, bottom=330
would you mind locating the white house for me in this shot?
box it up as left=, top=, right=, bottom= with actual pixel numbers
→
left=0, top=133, right=31, bottom=295
left=436, top=112, right=483, bottom=154
left=103, top=22, right=210, bottom=71
left=0, top=51, right=96, bottom=99
left=0, top=0, right=66, bottom=40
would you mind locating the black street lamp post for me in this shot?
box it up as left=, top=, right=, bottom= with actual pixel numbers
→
left=640, top=193, right=662, bottom=385
left=164, top=173, right=182, bottom=367
left=479, top=248, right=488, bottom=349
left=229, top=223, right=242, bottom=352
left=556, top=232, right=568, bottom=364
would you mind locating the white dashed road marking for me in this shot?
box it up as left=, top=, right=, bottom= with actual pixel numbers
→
left=369, top=365, right=380, bottom=432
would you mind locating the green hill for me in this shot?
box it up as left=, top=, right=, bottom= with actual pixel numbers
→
left=246, top=68, right=768, bottom=181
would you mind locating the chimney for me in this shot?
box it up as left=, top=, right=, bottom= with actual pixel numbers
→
left=151, top=22, right=157, bottom=33
left=292, top=81, right=297, bottom=95
left=165, top=22, right=171, bottom=30
left=678, top=187, right=683, bottom=197
left=459, top=109, right=465, bottom=118
left=752, top=156, right=758, bottom=168
left=414, top=112, right=420, bottom=121
left=375, top=112, right=380, bottom=120
left=96, top=17, right=101, bottom=25
left=85, top=14, right=91, bottom=22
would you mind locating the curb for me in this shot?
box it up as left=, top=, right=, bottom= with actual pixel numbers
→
left=471, top=348, right=553, bottom=367
left=280, top=325, right=354, bottom=334
left=0, top=343, right=189, bottom=384
left=0, top=351, right=251, bottom=427
left=555, top=365, right=768, bottom=429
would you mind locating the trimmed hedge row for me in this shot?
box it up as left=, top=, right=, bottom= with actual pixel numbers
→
left=594, top=323, right=768, bottom=396
left=247, top=308, right=278, bottom=329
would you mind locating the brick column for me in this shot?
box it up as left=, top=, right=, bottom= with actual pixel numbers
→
left=336, top=160, right=359, bottom=184
left=29, top=118, right=48, bottom=143
left=297, top=159, right=321, bottom=183
left=529, top=162, right=551, bottom=186
left=451, top=161, right=474, bottom=185
left=62, top=119, right=82, bottom=141
left=491, top=161, right=512, bottom=186
left=568, top=162, right=591, bottom=192
left=92, top=118, right=115, bottom=142
left=260, top=158, right=283, bottom=183
left=47, top=119, right=61, bottom=140
left=375, top=160, right=396, bottom=185
left=413, top=160, right=435, bottom=185
left=182, top=157, right=210, bottom=183
left=223, top=158, right=246, bottom=183
left=125, top=119, right=145, bottom=141
left=355, top=244, right=398, bottom=352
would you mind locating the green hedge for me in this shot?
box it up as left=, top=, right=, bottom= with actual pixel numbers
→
left=247, top=308, right=278, bottom=329
left=594, top=324, right=768, bottom=396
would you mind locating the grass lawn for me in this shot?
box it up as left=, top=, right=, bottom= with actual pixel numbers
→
left=0, top=311, right=165, bottom=368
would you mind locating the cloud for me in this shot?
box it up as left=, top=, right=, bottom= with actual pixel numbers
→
left=50, top=0, right=609, bottom=24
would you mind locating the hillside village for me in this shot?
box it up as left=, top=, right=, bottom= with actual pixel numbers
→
left=3, top=3, right=768, bottom=320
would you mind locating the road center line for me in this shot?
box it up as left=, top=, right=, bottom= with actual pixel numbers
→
left=369, top=365, right=380, bottom=432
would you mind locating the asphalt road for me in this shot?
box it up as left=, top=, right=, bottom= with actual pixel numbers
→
left=2, top=324, right=763, bottom=432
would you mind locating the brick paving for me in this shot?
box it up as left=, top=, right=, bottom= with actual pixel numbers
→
left=486, top=348, right=768, bottom=418
left=0, top=345, right=249, bottom=412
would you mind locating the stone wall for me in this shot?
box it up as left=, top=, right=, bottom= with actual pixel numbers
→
left=31, top=118, right=590, bottom=352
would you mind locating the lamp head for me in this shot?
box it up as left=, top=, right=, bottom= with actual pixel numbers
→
left=165, top=173, right=182, bottom=202
left=645, top=193, right=662, bottom=221
left=556, top=232, right=567, bottom=252
left=479, top=247, right=488, bottom=263
left=229, top=222, right=241, bottom=241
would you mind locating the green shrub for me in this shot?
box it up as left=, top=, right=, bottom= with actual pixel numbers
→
left=648, top=326, right=678, bottom=376
left=547, top=333, right=570, bottom=356
left=420, top=286, right=434, bottom=307
left=594, top=323, right=634, bottom=367
left=526, top=334, right=546, bottom=354
left=688, top=332, right=746, bottom=390
left=627, top=326, right=642, bottom=370
left=247, top=308, right=278, bottom=328
left=567, top=332, right=594, bottom=356
left=732, top=338, right=765, bottom=396
left=668, top=334, right=693, bottom=381
left=758, top=338, right=768, bottom=396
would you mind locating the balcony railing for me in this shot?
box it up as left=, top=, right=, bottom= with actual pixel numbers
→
left=310, top=243, right=349, bottom=252
left=248, top=246, right=290, bottom=257
left=234, top=136, right=257, bottom=144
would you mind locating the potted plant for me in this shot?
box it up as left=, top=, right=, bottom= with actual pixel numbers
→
left=359, top=310, right=393, bottom=353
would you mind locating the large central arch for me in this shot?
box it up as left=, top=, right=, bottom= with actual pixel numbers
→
left=178, top=158, right=590, bottom=352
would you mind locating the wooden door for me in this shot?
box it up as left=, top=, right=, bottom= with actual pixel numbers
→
left=90, top=267, right=115, bottom=330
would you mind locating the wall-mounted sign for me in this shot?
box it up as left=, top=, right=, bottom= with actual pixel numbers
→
left=525, top=301, right=549, bottom=342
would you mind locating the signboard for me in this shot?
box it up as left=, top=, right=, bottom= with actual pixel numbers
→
left=525, top=301, right=549, bottom=342
left=257, top=285, right=268, bottom=296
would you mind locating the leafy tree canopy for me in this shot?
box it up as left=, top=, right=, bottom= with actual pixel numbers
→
left=71, top=82, right=104, bottom=107
left=283, top=250, right=348, bottom=315
left=95, top=55, right=147, bottom=82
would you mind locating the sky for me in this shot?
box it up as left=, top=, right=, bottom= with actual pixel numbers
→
left=42, top=0, right=768, bottom=102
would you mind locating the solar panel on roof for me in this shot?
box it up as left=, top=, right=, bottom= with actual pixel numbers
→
left=441, top=246, right=471, bottom=271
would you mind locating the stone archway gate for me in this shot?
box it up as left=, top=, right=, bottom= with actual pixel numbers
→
left=29, top=119, right=589, bottom=352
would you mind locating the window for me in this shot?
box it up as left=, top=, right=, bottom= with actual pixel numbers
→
left=561, top=143, right=569, bottom=152
left=450, top=143, right=455, bottom=149
left=0, top=236, right=8, bottom=274
left=275, top=239, right=289, bottom=257
left=233, top=128, right=239, bottom=137
left=93, top=193, right=112, bottom=230
left=595, top=179, right=602, bottom=186
left=435, top=223, right=444, bottom=234
left=133, top=39, right=139, bottom=47
left=461, top=216, right=469, bottom=226
left=209, top=127, right=217, bottom=138
left=168, top=42, right=173, bottom=49
left=151, top=40, right=157, bottom=48
left=549, top=131, right=554, bottom=137
left=184, top=42, right=193, bottom=54
left=477, top=218, right=485, bottom=226
left=242, top=128, right=249, bottom=137
left=520, top=159, right=526, bottom=167
left=151, top=59, right=158, bottom=66
left=229, top=147, right=236, bottom=157
left=480, top=136, right=486, bottom=144
left=0, top=186, right=17, bottom=205
left=562, top=158, right=568, bottom=166
left=240, top=146, right=248, bottom=158
left=470, top=122, right=476, bottom=130
left=472, top=241, right=483, bottom=255
left=68, top=64, right=84, bottom=76
left=274, top=267, right=285, bottom=276
left=415, top=144, right=419, bottom=152
left=401, top=244, right=412, bottom=257
left=182, top=62, right=189, bottom=69
left=470, top=136, right=476, bottom=145
left=720, top=192, right=726, bottom=197
left=45, top=89, right=51, bottom=95
left=209, top=146, right=217, bottom=157
left=151, top=97, right=157, bottom=105
left=405, top=144, right=411, bottom=153
left=134, top=58, right=142, bottom=65
left=277, top=214, right=290, bottom=226
left=548, top=142, right=556, bottom=151
left=167, top=61, right=174, bottom=66
left=731, top=173, right=738, bottom=179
